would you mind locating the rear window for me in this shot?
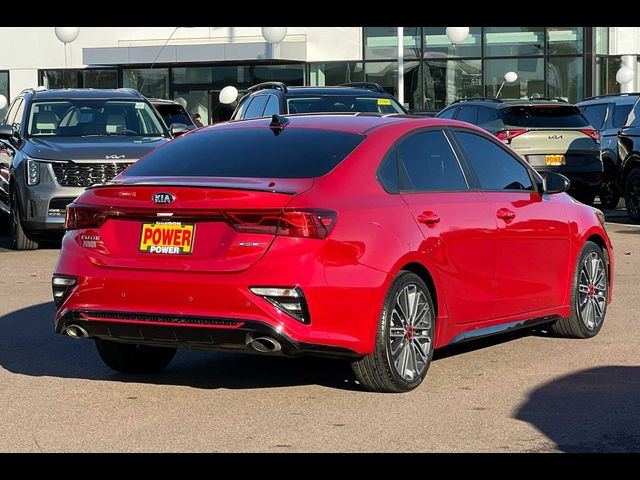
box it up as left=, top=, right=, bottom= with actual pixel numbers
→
left=124, top=127, right=365, bottom=179
left=155, top=104, right=194, bottom=128
left=579, top=104, right=608, bottom=129
left=503, top=105, right=590, bottom=128
left=287, top=96, right=404, bottom=114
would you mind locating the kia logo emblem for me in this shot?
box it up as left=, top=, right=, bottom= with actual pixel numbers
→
left=548, top=135, right=563, bottom=140
left=105, top=154, right=126, bottom=159
left=152, top=193, right=174, bottom=205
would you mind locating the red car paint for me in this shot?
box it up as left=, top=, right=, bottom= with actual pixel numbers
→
left=53, top=114, right=614, bottom=355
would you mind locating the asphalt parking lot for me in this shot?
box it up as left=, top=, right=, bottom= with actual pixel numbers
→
left=0, top=206, right=638, bottom=453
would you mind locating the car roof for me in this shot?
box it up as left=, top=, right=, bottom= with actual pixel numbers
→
left=283, top=86, right=392, bottom=97
left=208, top=113, right=483, bottom=135
left=445, top=98, right=579, bottom=109
left=148, top=98, right=183, bottom=106
left=28, top=88, right=144, bottom=101
left=578, top=93, right=640, bottom=106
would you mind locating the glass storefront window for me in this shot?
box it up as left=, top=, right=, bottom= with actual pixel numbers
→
left=172, top=67, right=212, bottom=84
left=309, top=62, right=364, bottom=86
left=484, top=27, right=545, bottom=57
left=485, top=58, right=544, bottom=99
left=595, top=56, right=622, bottom=96
left=364, top=27, right=420, bottom=60
left=424, top=27, right=481, bottom=59
left=252, top=64, right=305, bottom=86
left=595, top=27, right=609, bottom=55
left=548, top=27, right=584, bottom=56
left=423, top=59, right=482, bottom=110
left=212, top=66, right=253, bottom=89
left=41, top=69, right=117, bottom=90
left=0, top=71, right=8, bottom=120
left=82, top=70, right=117, bottom=89
left=41, top=70, right=80, bottom=89
left=548, top=56, right=583, bottom=103
left=122, top=68, right=169, bottom=99
left=364, top=61, right=420, bottom=110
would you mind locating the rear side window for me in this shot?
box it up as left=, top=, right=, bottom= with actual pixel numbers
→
left=263, top=95, right=280, bottom=116
left=455, top=131, right=534, bottom=191
left=580, top=104, right=608, bottom=129
left=457, top=105, right=478, bottom=124
left=244, top=96, right=269, bottom=119
left=504, top=105, right=590, bottom=128
left=437, top=107, right=458, bottom=119
left=613, top=103, right=634, bottom=128
left=124, top=127, right=365, bottom=179
left=397, top=130, right=467, bottom=192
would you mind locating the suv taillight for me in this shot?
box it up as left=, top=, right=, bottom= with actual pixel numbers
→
left=225, top=209, right=337, bottom=239
left=496, top=129, right=528, bottom=143
left=581, top=129, right=601, bottom=140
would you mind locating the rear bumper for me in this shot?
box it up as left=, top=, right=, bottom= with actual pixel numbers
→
left=53, top=231, right=389, bottom=355
left=56, top=310, right=359, bottom=357
left=535, top=167, right=603, bottom=189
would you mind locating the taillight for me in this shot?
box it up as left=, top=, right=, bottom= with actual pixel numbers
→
left=496, top=129, right=527, bottom=143
left=65, top=204, right=108, bottom=230
left=581, top=129, right=600, bottom=141
left=225, top=209, right=337, bottom=239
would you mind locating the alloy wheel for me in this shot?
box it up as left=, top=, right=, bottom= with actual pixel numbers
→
left=577, top=252, right=608, bottom=330
left=388, top=284, right=432, bottom=382
left=627, top=174, right=640, bottom=218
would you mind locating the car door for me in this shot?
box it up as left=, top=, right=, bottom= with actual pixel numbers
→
left=0, top=98, right=21, bottom=210
left=451, top=128, right=571, bottom=318
left=397, top=128, right=498, bottom=324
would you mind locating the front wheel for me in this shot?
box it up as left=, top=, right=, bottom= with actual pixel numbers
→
left=551, top=241, right=609, bottom=338
left=95, top=338, right=177, bottom=374
left=351, top=271, right=435, bottom=393
left=624, top=167, right=640, bottom=222
left=10, top=188, right=38, bottom=250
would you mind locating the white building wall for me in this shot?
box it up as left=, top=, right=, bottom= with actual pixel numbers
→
left=0, top=27, right=363, bottom=98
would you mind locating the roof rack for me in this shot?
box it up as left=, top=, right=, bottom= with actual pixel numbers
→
left=338, top=82, right=387, bottom=94
left=527, top=96, right=568, bottom=102
left=246, top=82, right=288, bottom=94
left=583, top=92, right=640, bottom=101
left=450, top=97, right=504, bottom=105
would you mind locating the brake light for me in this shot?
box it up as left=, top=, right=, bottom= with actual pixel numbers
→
left=225, top=209, right=337, bottom=239
left=581, top=129, right=600, bottom=140
left=495, top=129, right=527, bottom=143
left=65, top=204, right=108, bottom=230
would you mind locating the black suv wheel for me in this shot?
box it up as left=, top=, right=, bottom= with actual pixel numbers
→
left=10, top=188, right=38, bottom=250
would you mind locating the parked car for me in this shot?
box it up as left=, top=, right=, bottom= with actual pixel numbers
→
left=230, top=82, right=407, bottom=120
left=149, top=98, right=197, bottom=135
left=616, top=95, right=640, bottom=222
left=53, top=113, right=612, bottom=393
left=0, top=88, right=171, bottom=250
left=578, top=93, right=640, bottom=209
left=437, top=97, right=603, bottom=205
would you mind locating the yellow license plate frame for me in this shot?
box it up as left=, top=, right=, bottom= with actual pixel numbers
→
left=545, top=154, right=565, bottom=166
left=139, top=222, right=195, bottom=255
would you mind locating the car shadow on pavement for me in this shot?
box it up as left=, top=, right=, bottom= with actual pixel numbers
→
left=515, top=366, right=640, bottom=452
left=0, top=301, right=361, bottom=391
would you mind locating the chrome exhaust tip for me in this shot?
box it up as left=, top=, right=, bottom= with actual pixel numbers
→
left=65, top=324, right=89, bottom=339
left=246, top=334, right=282, bottom=353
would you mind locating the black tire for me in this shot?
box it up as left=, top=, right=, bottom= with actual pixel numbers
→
left=95, top=338, right=177, bottom=374
left=551, top=241, right=609, bottom=339
left=9, top=188, right=38, bottom=250
left=624, top=167, right=640, bottom=222
left=598, top=160, right=621, bottom=209
left=351, top=271, right=435, bottom=393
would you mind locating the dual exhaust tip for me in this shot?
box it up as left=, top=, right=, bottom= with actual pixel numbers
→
left=65, top=324, right=89, bottom=339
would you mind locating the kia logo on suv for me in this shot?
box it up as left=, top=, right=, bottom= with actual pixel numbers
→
left=152, top=193, right=174, bottom=205
left=548, top=135, right=563, bottom=140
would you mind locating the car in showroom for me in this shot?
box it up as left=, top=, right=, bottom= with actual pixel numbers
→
left=616, top=96, right=640, bottom=222
left=578, top=93, right=640, bottom=209
left=148, top=98, right=197, bottom=135
left=0, top=88, right=171, bottom=250
left=52, top=113, right=613, bottom=393
left=437, top=97, right=603, bottom=205
left=230, top=82, right=407, bottom=120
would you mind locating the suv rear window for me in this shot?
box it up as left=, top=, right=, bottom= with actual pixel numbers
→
left=124, top=127, right=365, bottom=179
left=287, top=96, right=404, bottom=114
left=503, top=105, right=590, bottom=128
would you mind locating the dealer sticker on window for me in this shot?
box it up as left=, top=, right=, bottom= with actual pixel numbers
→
left=377, top=98, right=392, bottom=105
left=139, top=222, right=195, bottom=255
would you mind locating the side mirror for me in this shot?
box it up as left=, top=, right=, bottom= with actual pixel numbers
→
left=543, top=172, right=570, bottom=194
left=170, top=123, right=189, bottom=137
left=0, top=124, right=13, bottom=140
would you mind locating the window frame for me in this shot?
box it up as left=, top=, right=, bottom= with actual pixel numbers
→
left=448, top=127, right=543, bottom=194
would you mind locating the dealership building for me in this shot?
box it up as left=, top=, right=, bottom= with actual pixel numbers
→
left=0, top=27, right=639, bottom=123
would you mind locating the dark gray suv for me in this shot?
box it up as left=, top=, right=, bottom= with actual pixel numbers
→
left=0, top=88, right=171, bottom=249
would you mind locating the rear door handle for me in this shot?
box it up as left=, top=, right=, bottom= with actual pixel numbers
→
left=496, top=208, right=516, bottom=221
left=417, top=211, right=440, bottom=225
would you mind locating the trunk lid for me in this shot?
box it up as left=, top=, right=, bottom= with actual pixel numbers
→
left=510, top=129, right=600, bottom=168
left=74, top=177, right=313, bottom=273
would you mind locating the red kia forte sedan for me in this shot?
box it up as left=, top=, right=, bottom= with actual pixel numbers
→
left=52, top=114, right=613, bottom=393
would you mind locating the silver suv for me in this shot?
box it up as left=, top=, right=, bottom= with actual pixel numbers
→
left=0, top=88, right=171, bottom=249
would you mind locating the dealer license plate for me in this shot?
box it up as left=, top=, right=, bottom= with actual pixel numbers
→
left=545, top=154, right=565, bottom=166
left=139, top=222, right=195, bottom=255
